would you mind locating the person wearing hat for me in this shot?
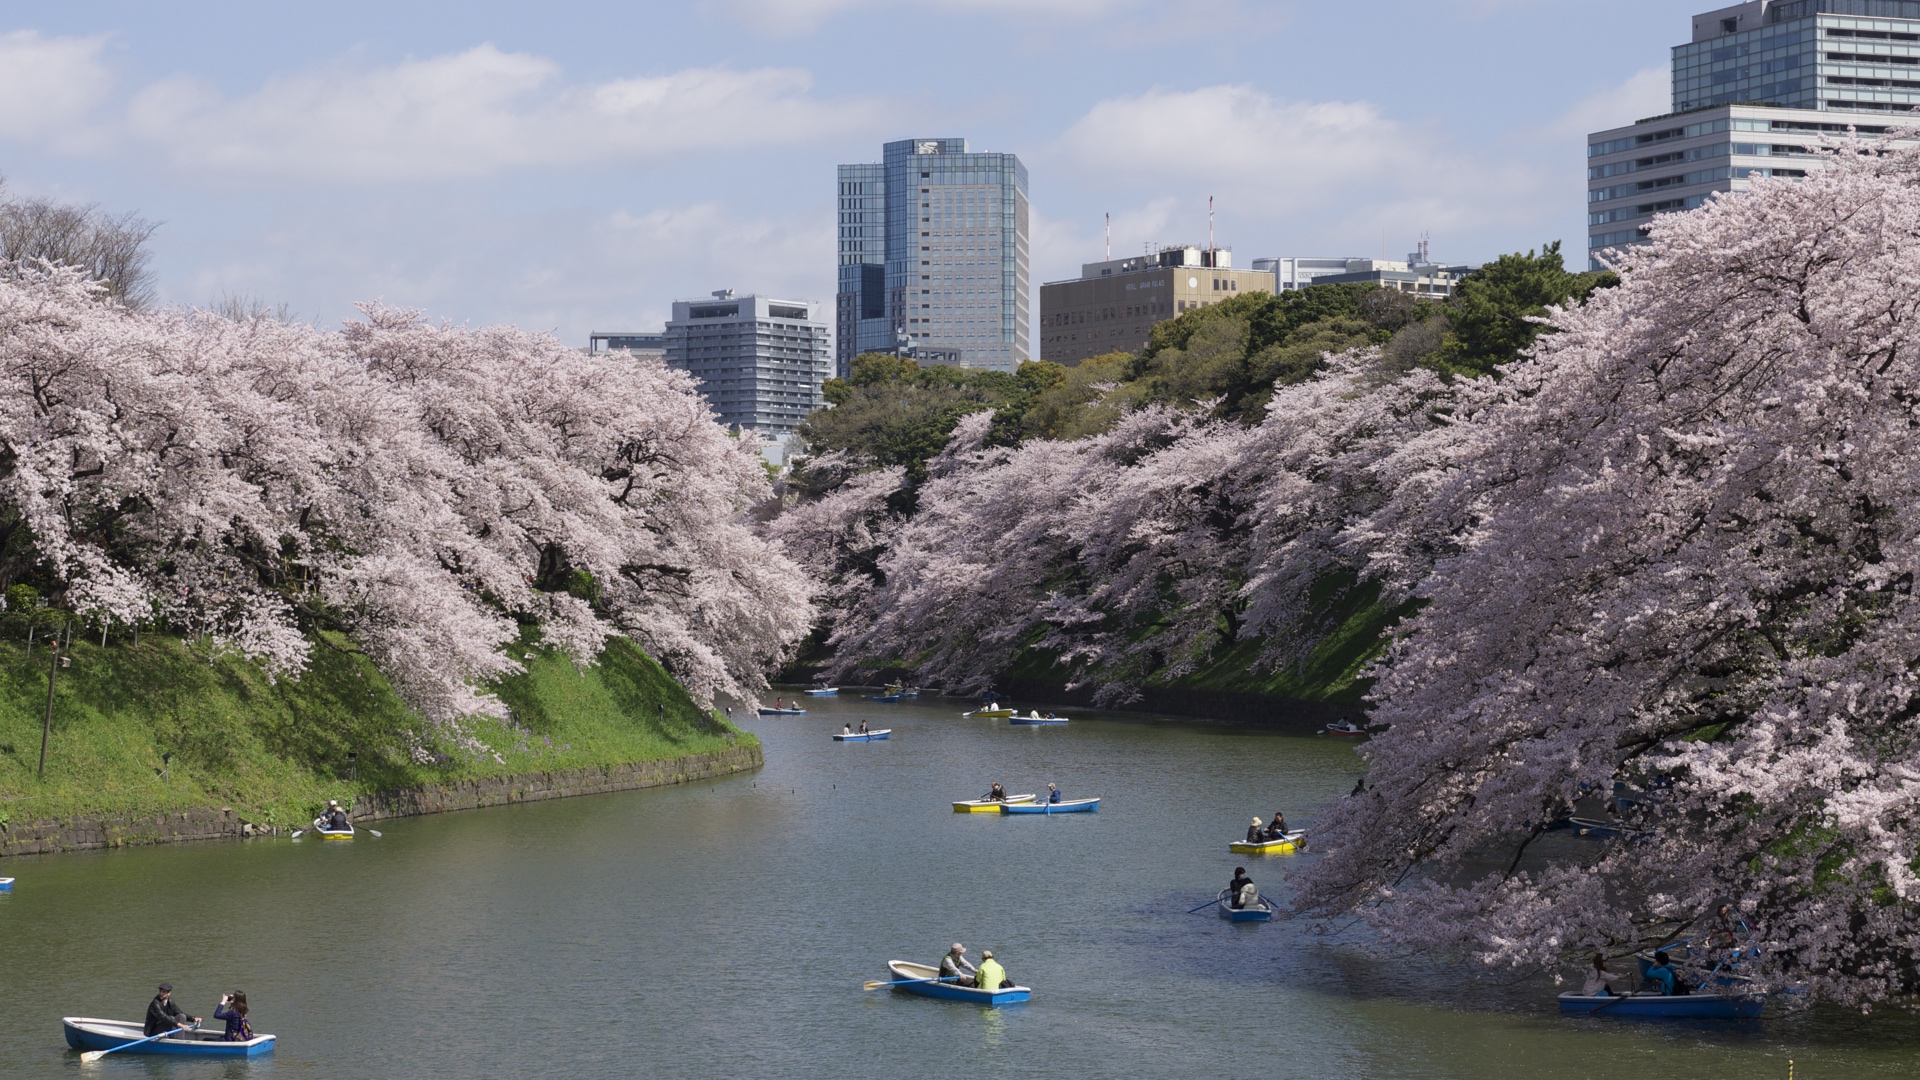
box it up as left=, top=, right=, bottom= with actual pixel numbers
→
left=975, top=950, right=1010, bottom=993
left=144, top=983, right=199, bottom=1037
left=938, top=943, right=978, bottom=987
left=1245, top=817, right=1265, bottom=844
left=321, top=800, right=350, bottom=832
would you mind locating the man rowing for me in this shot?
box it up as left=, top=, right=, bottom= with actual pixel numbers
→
left=985, top=782, right=1011, bottom=802
left=939, top=943, right=978, bottom=987
left=1227, top=867, right=1257, bottom=910
left=145, top=983, right=199, bottom=1037
left=319, top=800, right=350, bottom=832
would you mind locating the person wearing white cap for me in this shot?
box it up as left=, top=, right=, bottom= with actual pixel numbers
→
left=938, top=943, right=978, bottom=987
left=321, top=800, right=350, bottom=831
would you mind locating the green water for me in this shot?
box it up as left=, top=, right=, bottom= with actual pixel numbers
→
left=2, top=696, right=1917, bottom=1078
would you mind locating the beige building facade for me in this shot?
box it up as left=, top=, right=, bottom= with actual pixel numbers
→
left=1038, top=246, right=1272, bottom=366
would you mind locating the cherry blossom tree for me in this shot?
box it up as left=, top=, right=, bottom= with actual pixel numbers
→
left=1297, top=140, right=1920, bottom=1005
left=0, top=263, right=810, bottom=729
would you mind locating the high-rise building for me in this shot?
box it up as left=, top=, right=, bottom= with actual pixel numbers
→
left=662, top=291, right=829, bottom=458
left=1587, top=1, right=1920, bottom=268
left=1038, top=245, right=1270, bottom=366
left=836, top=138, right=1030, bottom=376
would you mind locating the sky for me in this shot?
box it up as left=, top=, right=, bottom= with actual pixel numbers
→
left=0, top=0, right=1688, bottom=349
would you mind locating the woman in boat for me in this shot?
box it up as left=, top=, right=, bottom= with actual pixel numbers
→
left=1265, top=812, right=1290, bottom=840
left=843, top=724, right=853, bottom=736
left=986, top=782, right=1010, bottom=802
left=1227, top=867, right=1255, bottom=909
left=1047, top=783, right=1061, bottom=804
left=975, top=950, right=1009, bottom=992
left=1581, top=954, right=1621, bottom=997
left=1246, top=817, right=1265, bottom=843
left=214, top=991, right=252, bottom=1042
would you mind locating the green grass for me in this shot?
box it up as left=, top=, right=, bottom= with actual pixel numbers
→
left=0, top=628, right=750, bottom=829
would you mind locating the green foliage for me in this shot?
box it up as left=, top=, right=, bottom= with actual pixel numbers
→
left=1434, top=241, right=1620, bottom=378
left=0, top=629, right=747, bottom=826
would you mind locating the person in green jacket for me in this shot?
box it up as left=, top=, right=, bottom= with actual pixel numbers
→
left=975, top=950, right=1009, bottom=992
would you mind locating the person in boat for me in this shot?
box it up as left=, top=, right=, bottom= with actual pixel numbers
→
left=1582, top=953, right=1622, bottom=997
left=1245, top=817, right=1265, bottom=844
left=320, top=800, right=350, bottom=832
left=1644, top=950, right=1683, bottom=996
left=1227, top=867, right=1256, bottom=909
left=986, top=782, right=1010, bottom=802
left=1047, top=783, right=1061, bottom=804
left=939, top=943, right=978, bottom=987
left=1709, top=903, right=1749, bottom=950
left=214, top=991, right=252, bottom=1042
left=145, top=983, right=200, bottom=1037
left=858, top=719, right=869, bottom=734
left=775, top=697, right=785, bottom=710
left=975, top=950, right=1009, bottom=992
left=1265, top=811, right=1290, bottom=840
left=843, top=724, right=853, bottom=736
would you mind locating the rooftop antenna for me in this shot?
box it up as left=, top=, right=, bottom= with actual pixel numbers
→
left=1105, top=212, right=1111, bottom=262
left=1208, top=196, right=1215, bottom=255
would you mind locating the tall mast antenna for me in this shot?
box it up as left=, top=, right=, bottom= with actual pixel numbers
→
left=1208, top=196, right=1215, bottom=254
left=1105, top=212, right=1111, bottom=261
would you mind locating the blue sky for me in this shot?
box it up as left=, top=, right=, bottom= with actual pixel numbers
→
left=1, top=0, right=1685, bottom=348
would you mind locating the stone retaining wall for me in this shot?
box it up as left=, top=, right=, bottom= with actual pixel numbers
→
left=0, top=743, right=763, bottom=859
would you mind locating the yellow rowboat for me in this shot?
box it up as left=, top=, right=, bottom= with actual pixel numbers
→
left=952, top=794, right=1036, bottom=813
left=964, top=708, right=1014, bottom=718
left=1228, top=830, right=1307, bottom=855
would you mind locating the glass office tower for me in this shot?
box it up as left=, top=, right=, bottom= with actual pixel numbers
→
left=835, top=138, right=1029, bottom=376
left=1587, top=1, right=1920, bottom=267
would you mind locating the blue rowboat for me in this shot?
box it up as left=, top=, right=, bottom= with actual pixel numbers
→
left=1216, top=888, right=1276, bottom=923
left=0, top=877, right=13, bottom=890
left=804, top=687, right=839, bottom=696
left=1557, top=992, right=1762, bottom=1018
left=832, top=729, right=892, bottom=741
left=64, top=1017, right=276, bottom=1058
left=1009, top=711, right=1068, bottom=725
left=758, top=707, right=807, bottom=716
left=871, top=694, right=903, bottom=703
left=885, top=961, right=1030, bottom=1006
left=1001, top=797, right=1099, bottom=814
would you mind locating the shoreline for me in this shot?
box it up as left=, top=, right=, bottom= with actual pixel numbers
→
left=783, top=682, right=1361, bottom=733
left=0, top=742, right=763, bottom=859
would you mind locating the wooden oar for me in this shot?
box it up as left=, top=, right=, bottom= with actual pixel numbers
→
left=82, top=1021, right=199, bottom=1062
left=862, top=975, right=957, bottom=991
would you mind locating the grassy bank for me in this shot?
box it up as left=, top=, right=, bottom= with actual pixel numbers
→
left=0, top=629, right=749, bottom=830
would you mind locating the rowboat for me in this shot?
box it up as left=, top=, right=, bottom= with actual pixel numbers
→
left=832, top=729, right=892, bottom=741
left=0, top=877, right=13, bottom=890
left=884, top=961, right=1030, bottom=1006
left=1010, top=711, right=1068, bottom=725
left=952, top=794, right=1036, bottom=813
left=63, top=1017, right=277, bottom=1058
left=804, top=687, right=840, bottom=696
left=1556, top=991, right=1762, bottom=1018
left=1228, top=830, right=1308, bottom=855
left=758, top=707, right=807, bottom=716
left=872, top=693, right=903, bottom=703
left=964, top=706, right=1014, bottom=718
left=1568, top=816, right=1642, bottom=840
left=1217, top=888, right=1276, bottom=923
left=1319, top=720, right=1368, bottom=737
left=312, top=819, right=355, bottom=841
left=1001, top=797, right=1099, bottom=814
left=884, top=685, right=920, bottom=698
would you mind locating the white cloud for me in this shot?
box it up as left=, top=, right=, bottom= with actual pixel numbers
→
left=0, top=31, right=113, bottom=144
left=124, top=45, right=884, bottom=182
left=1547, top=66, right=1669, bottom=140
left=712, top=0, right=1152, bottom=35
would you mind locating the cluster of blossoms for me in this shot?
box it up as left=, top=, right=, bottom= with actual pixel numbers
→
left=783, top=140, right=1920, bottom=1004
left=0, top=266, right=813, bottom=723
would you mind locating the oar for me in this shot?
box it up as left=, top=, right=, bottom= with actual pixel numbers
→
left=1189, top=895, right=1226, bottom=914
left=862, top=975, right=957, bottom=990
left=82, top=1021, right=199, bottom=1062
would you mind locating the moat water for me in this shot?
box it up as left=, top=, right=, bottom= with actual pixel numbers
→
left=2, top=695, right=1916, bottom=1078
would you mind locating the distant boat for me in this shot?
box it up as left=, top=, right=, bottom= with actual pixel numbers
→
left=1568, top=816, right=1643, bottom=840
left=964, top=703, right=1014, bottom=718
left=1319, top=720, right=1367, bottom=737
left=312, top=818, right=355, bottom=841
left=832, top=729, right=892, bottom=741
left=1557, top=991, right=1761, bottom=1018
left=1217, top=889, right=1276, bottom=922
left=804, top=687, right=840, bottom=696
left=872, top=693, right=904, bottom=703
left=1001, top=797, right=1099, bottom=814
left=63, top=1017, right=276, bottom=1058
left=882, top=960, right=1030, bottom=1006
left=758, top=707, right=807, bottom=716
left=1010, top=711, right=1068, bottom=725
left=952, top=794, right=1036, bottom=813
left=0, top=877, right=12, bottom=891
left=1228, top=830, right=1307, bottom=856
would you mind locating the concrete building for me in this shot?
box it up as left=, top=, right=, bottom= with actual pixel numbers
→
left=1038, top=245, right=1271, bottom=366
left=836, top=137, right=1030, bottom=376
left=1587, top=0, right=1920, bottom=267
left=662, top=291, right=829, bottom=457
left=586, top=332, right=666, bottom=360
left=1253, top=256, right=1367, bottom=292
